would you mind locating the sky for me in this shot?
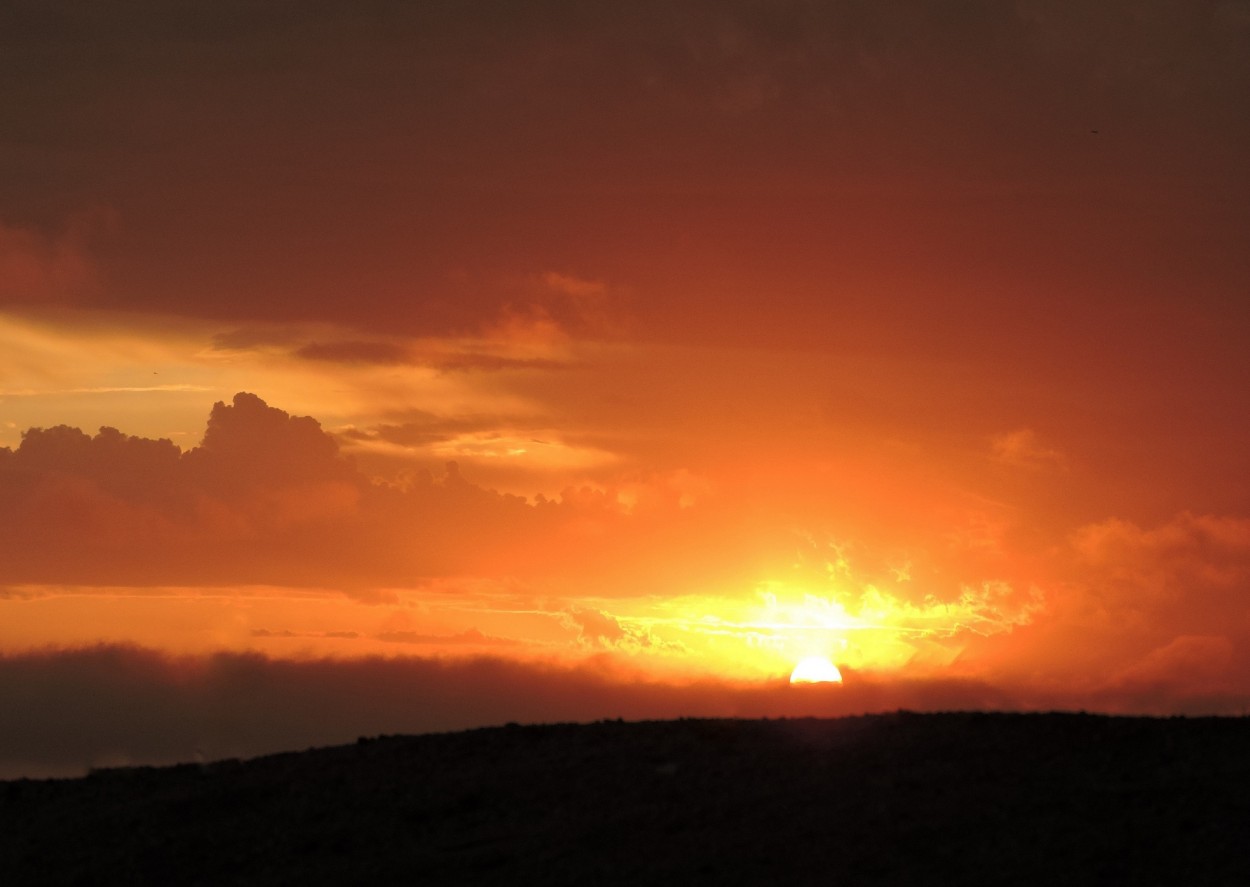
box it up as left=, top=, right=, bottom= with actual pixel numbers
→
left=2, top=0, right=1249, bottom=777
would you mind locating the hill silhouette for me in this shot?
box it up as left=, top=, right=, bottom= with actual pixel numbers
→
left=3, top=712, right=1248, bottom=885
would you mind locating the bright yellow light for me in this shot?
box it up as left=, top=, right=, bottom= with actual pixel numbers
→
left=789, top=655, right=843, bottom=684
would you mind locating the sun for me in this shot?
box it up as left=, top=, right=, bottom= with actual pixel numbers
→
left=789, top=655, right=843, bottom=684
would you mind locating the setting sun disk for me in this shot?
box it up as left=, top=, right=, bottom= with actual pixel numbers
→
left=789, top=656, right=843, bottom=684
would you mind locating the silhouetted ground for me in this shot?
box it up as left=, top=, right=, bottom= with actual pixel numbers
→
left=2, top=712, right=1249, bottom=885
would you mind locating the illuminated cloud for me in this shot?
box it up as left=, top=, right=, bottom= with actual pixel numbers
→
left=373, top=627, right=519, bottom=648
left=1071, top=512, right=1250, bottom=621
left=991, top=429, right=1065, bottom=471
left=963, top=511, right=1250, bottom=699
left=0, top=308, right=577, bottom=478
left=561, top=607, right=679, bottom=653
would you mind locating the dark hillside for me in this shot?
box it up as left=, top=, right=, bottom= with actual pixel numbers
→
left=3, top=712, right=1249, bottom=885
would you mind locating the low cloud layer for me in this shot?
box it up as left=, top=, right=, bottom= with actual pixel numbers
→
left=2, top=642, right=1245, bottom=780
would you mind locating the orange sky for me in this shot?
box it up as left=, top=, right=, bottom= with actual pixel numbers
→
left=2, top=0, right=1249, bottom=777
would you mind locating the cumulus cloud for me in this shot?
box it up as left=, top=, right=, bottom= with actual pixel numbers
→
left=0, top=393, right=501, bottom=585
left=185, top=393, right=356, bottom=492
left=0, top=392, right=690, bottom=590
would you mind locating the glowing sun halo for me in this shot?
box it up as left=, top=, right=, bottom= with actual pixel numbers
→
left=789, top=656, right=844, bottom=684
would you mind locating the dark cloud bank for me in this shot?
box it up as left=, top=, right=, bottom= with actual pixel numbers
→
left=4, top=0, right=1247, bottom=350
left=4, top=642, right=1246, bottom=780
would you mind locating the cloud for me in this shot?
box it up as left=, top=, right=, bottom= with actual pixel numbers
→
left=283, top=327, right=578, bottom=375
left=423, top=351, right=571, bottom=373
left=1068, top=513, right=1250, bottom=677
left=339, top=412, right=515, bottom=449
left=0, top=394, right=368, bottom=584
left=1111, top=635, right=1238, bottom=692
left=964, top=511, right=1250, bottom=691
left=373, top=628, right=518, bottom=647
left=0, top=213, right=110, bottom=305
left=295, top=341, right=413, bottom=365
left=1071, top=513, right=1250, bottom=619
left=2, top=0, right=1243, bottom=358
left=0, top=392, right=651, bottom=589
left=990, top=429, right=1065, bottom=470
left=210, top=326, right=308, bottom=352
left=251, top=629, right=362, bottom=641
left=562, top=607, right=671, bottom=651
left=185, top=392, right=356, bottom=493
left=540, top=272, right=607, bottom=300
left=3, top=640, right=1246, bottom=779
left=1074, top=512, right=1250, bottom=566
left=216, top=321, right=577, bottom=374
left=5, top=390, right=1248, bottom=711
